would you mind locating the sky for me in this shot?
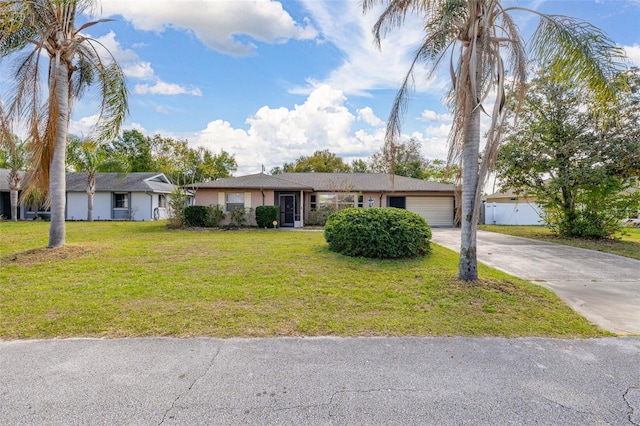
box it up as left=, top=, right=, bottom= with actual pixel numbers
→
left=7, top=0, right=640, bottom=175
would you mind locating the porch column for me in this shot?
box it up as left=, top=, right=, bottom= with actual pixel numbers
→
left=300, top=190, right=304, bottom=227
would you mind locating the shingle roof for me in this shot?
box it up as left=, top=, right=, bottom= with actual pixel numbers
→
left=191, top=172, right=454, bottom=193
left=0, top=169, right=26, bottom=191
left=190, top=173, right=313, bottom=190
left=66, top=172, right=176, bottom=193
left=277, top=173, right=454, bottom=192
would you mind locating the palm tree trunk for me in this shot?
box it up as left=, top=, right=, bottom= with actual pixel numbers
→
left=10, top=188, right=18, bottom=221
left=48, top=62, right=70, bottom=248
left=457, top=106, right=481, bottom=280
left=87, top=175, right=95, bottom=222
left=8, top=172, right=20, bottom=221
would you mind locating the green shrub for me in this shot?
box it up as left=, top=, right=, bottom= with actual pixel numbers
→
left=255, top=205, right=280, bottom=228
left=226, top=207, right=253, bottom=228
left=557, top=210, right=619, bottom=239
left=324, top=207, right=431, bottom=259
left=184, top=205, right=225, bottom=228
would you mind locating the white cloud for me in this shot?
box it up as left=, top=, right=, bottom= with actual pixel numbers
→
left=98, top=0, right=317, bottom=56
left=92, top=31, right=200, bottom=96
left=421, top=109, right=452, bottom=123
left=134, top=81, right=203, bottom=96
left=91, top=31, right=139, bottom=63
left=624, top=44, right=640, bottom=67
left=69, top=114, right=100, bottom=137
left=142, top=84, right=453, bottom=175
left=123, top=61, right=155, bottom=79
left=155, top=106, right=169, bottom=114
left=356, top=107, right=384, bottom=127
left=293, top=1, right=446, bottom=96
left=151, top=85, right=383, bottom=174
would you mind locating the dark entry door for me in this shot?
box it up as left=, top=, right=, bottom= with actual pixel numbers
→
left=279, top=194, right=295, bottom=227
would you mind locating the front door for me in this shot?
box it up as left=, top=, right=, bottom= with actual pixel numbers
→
left=279, top=194, right=295, bottom=227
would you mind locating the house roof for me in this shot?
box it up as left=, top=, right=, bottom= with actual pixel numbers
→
left=191, top=172, right=454, bottom=193
left=277, top=173, right=454, bottom=192
left=485, top=188, right=523, bottom=200
left=66, top=172, right=176, bottom=193
left=0, top=168, right=26, bottom=191
left=190, top=173, right=313, bottom=190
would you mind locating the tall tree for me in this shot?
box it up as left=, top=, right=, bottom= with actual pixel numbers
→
left=496, top=69, right=640, bottom=238
left=188, top=147, right=237, bottom=183
left=0, top=135, right=26, bottom=221
left=109, top=130, right=154, bottom=172
left=350, top=158, right=370, bottom=173
left=370, top=137, right=425, bottom=178
left=0, top=0, right=128, bottom=247
left=279, top=149, right=352, bottom=173
left=67, top=136, right=128, bottom=222
left=363, top=0, right=625, bottom=280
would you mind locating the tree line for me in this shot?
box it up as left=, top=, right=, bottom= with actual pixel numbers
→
left=270, top=142, right=456, bottom=184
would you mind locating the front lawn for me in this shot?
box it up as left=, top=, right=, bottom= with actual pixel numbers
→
left=0, top=221, right=608, bottom=339
left=479, top=225, right=640, bottom=260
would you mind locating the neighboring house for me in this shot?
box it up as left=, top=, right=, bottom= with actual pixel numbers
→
left=190, top=172, right=456, bottom=227
left=65, top=172, right=176, bottom=221
left=484, top=188, right=545, bottom=225
left=1, top=169, right=176, bottom=221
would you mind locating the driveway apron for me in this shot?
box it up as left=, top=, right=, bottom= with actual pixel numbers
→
left=431, top=229, right=640, bottom=335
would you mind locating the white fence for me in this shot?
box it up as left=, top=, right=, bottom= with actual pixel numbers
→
left=484, top=202, right=545, bottom=225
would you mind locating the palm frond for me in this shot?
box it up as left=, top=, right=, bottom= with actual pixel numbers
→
left=531, top=14, right=627, bottom=103
left=366, top=0, right=438, bottom=47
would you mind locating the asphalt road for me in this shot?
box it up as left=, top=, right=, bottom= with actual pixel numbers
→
left=1, top=336, right=639, bottom=425
left=431, top=228, right=640, bottom=335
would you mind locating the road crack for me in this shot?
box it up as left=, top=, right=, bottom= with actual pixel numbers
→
left=158, top=347, right=221, bottom=425
left=624, top=387, right=640, bottom=425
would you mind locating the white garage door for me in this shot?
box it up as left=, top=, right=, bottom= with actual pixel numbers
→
left=406, top=197, right=454, bottom=227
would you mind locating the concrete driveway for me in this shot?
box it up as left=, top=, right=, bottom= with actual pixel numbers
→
left=431, top=228, right=640, bottom=335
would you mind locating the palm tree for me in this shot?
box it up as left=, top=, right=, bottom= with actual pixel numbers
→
left=0, top=0, right=128, bottom=247
left=363, top=0, right=626, bottom=280
left=0, top=135, right=27, bottom=221
left=67, top=136, right=128, bottom=222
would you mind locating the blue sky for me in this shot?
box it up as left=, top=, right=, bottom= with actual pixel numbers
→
left=29, top=1, right=640, bottom=174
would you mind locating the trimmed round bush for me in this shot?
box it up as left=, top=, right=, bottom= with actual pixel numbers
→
left=324, top=207, right=431, bottom=259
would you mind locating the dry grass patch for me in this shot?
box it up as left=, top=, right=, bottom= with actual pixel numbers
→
left=3, top=244, right=103, bottom=266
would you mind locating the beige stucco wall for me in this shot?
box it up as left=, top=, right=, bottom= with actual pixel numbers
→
left=194, top=189, right=218, bottom=207
left=194, top=188, right=278, bottom=227
left=195, top=189, right=275, bottom=209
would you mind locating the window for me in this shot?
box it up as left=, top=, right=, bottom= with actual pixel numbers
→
left=388, top=196, right=406, bottom=209
left=310, top=195, right=317, bottom=211
left=114, top=193, right=129, bottom=209
left=158, top=194, right=167, bottom=208
left=318, top=193, right=355, bottom=210
left=357, top=194, right=364, bottom=208
left=226, top=192, right=244, bottom=211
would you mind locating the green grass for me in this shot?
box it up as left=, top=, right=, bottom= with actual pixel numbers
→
left=0, top=221, right=609, bottom=339
left=479, top=225, right=640, bottom=260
